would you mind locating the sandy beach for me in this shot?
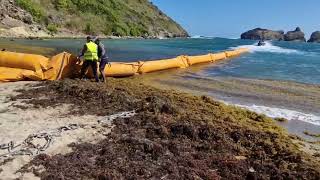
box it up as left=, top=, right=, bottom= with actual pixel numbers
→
left=0, top=39, right=319, bottom=178
left=0, top=82, right=115, bottom=179
left=0, top=78, right=319, bottom=179
left=2, top=0, right=320, bottom=178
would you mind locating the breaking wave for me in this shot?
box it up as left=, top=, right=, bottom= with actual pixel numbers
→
left=235, top=104, right=320, bottom=126
left=232, top=41, right=303, bottom=54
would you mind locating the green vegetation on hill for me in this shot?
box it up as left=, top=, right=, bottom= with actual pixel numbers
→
left=16, top=0, right=45, bottom=22
left=15, top=0, right=188, bottom=37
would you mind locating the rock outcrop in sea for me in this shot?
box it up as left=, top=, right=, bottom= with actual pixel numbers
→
left=241, top=27, right=307, bottom=42
left=284, top=27, right=306, bottom=42
left=240, top=28, right=284, bottom=41
left=308, top=31, right=320, bottom=43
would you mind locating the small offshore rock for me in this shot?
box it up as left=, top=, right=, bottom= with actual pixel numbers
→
left=308, top=31, right=320, bottom=43
left=284, top=27, right=306, bottom=42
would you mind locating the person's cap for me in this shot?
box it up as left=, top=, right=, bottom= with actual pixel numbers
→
left=87, top=36, right=94, bottom=40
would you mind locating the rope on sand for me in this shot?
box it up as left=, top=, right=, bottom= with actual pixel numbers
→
left=0, top=111, right=136, bottom=162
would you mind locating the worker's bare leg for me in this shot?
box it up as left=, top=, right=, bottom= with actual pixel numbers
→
left=99, top=68, right=106, bottom=83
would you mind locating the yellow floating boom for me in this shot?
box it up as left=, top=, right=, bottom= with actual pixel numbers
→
left=0, top=48, right=249, bottom=82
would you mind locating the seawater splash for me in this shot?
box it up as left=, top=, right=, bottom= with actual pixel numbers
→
left=232, top=41, right=302, bottom=54
left=235, top=104, right=320, bottom=126
left=190, top=35, right=215, bottom=39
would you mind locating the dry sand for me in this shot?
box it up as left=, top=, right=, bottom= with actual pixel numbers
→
left=0, top=82, right=114, bottom=180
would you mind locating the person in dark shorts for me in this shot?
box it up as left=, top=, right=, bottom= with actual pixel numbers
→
left=95, top=38, right=110, bottom=83
left=78, top=36, right=99, bottom=82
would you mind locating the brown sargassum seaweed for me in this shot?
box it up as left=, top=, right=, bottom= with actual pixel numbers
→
left=14, top=79, right=320, bottom=180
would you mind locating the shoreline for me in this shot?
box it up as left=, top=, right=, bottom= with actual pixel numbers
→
left=1, top=39, right=319, bottom=139
left=0, top=35, right=190, bottom=40
left=277, top=119, right=320, bottom=141
left=138, top=69, right=320, bottom=139
left=0, top=79, right=319, bottom=179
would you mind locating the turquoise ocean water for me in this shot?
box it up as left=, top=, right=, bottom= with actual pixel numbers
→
left=13, top=37, right=320, bottom=84
left=9, top=38, right=320, bottom=126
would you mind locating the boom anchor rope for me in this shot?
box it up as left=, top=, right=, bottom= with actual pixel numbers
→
left=0, top=111, right=137, bottom=163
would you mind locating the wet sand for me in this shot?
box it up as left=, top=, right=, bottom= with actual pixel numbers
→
left=278, top=120, right=320, bottom=141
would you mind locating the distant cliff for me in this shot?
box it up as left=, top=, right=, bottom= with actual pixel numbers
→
left=241, top=27, right=306, bottom=42
left=0, top=0, right=189, bottom=38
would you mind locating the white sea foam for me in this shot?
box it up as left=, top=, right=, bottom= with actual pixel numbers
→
left=234, top=104, right=320, bottom=126
left=191, top=35, right=215, bottom=39
left=191, top=35, right=202, bottom=39
left=232, top=41, right=302, bottom=54
left=227, top=37, right=240, bottom=40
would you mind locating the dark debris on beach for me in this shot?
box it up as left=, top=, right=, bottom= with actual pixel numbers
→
left=13, top=79, right=320, bottom=180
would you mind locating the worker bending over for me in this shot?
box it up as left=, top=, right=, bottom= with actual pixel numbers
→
left=78, top=36, right=99, bottom=82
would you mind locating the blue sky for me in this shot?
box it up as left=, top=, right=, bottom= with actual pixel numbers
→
left=151, top=0, right=320, bottom=38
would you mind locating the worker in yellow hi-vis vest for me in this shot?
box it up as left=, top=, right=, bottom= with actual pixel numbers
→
left=78, top=36, right=99, bottom=82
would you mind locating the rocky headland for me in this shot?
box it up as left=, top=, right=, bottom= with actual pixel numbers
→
left=0, top=0, right=189, bottom=39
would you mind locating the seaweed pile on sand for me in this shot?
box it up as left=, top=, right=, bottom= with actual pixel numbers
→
left=13, top=79, right=320, bottom=179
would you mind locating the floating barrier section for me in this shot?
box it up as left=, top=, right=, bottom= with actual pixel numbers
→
left=186, top=54, right=213, bottom=66
left=0, top=67, right=39, bottom=82
left=0, top=48, right=249, bottom=82
left=105, top=62, right=139, bottom=77
left=0, top=51, right=49, bottom=80
left=138, top=56, right=188, bottom=74
left=44, top=52, right=79, bottom=80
